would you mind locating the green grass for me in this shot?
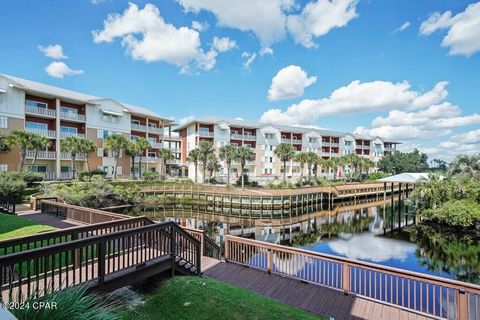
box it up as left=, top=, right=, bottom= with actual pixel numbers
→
left=120, top=276, right=323, bottom=320
left=0, top=213, right=56, bottom=241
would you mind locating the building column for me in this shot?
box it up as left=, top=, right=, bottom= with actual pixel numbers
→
left=55, top=98, right=61, bottom=179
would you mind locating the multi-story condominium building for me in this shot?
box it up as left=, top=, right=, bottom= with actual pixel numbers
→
left=0, top=73, right=181, bottom=179
left=175, top=116, right=400, bottom=182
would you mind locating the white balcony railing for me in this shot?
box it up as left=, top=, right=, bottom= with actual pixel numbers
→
left=198, top=131, right=214, bottom=138
left=166, top=159, right=180, bottom=165
left=149, top=142, right=162, bottom=149
left=26, top=128, right=56, bottom=139
left=243, top=134, right=256, bottom=141
left=59, top=132, right=85, bottom=139
left=43, top=172, right=56, bottom=180
left=60, top=152, right=86, bottom=160
left=281, top=138, right=291, bottom=144
left=25, top=106, right=56, bottom=118
left=26, top=150, right=56, bottom=159
left=230, top=133, right=243, bottom=140
left=147, top=126, right=163, bottom=134
left=292, top=138, right=302, bottom=144
left=170, top=148, right=181, bottom=153
left=135, top=156, right=162, bottom=163
left=131, top=123, right=147, bottom=132
left=60, top=112, right=86, bottom=122
left=59, top=172, right=73, bottom=180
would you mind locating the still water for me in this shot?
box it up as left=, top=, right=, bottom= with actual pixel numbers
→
left=131, top=198, right=480, bottom=284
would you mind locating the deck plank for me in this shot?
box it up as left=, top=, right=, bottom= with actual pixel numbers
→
left=204, top=262, right=436, bottom=320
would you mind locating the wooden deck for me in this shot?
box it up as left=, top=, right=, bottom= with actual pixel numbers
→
left=204, top=262, right=434, bottom=320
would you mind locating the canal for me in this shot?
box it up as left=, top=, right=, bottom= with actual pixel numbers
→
left=129, top=197, right=480, bottom=285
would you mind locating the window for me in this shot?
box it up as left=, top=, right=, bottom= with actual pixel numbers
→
left=26, top=100, right=47, bottom=109
left=60, top=126, right=77, bottom=135
left=102, top=113, right=119, bottom=123
left=60, top=106, right=77, bottom=115
left=309, top=137, right=317, bottom=143
left=0, top=116, right=7, bottom=129
left=26, top=122, right=47, bottom=131
left=0, top=164, right=8, bottom=172
left=131, top=135, right=139, bottom=141
left=244, top=144, right=252, bottom=148
left=131, top=120, right=140, bottom=125
left=148, top=123, right=157, bottom=129
left=103, top=149, right=109, bottom=157
left=148, top=152, right=156, bottom=158
left=345, top=141, right=352, bottom=146
left=148, top=137, right=157, bottom=144
left=29, top=165, right=47, bottom=173
left=265, top=133, right=275, bottom=140
left=60, top=166, right=71, bottom=173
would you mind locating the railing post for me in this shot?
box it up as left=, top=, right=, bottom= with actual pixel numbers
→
left=200, top=231, right=205, bottom=257
left=170, top=227, right=176, bottom=277
left=224, top=237, right=229, bottom=262
left=457, top=289, right=468, bottom=320
left=98, top=240, right=106, bottom=284
left=342, top=262, right=350, bottom=295
left=267, top=248, right=273, bottom=274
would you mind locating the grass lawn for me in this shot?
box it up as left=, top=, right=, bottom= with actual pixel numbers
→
left=120, top=276, right=323, bottom=320
left=0, top=213, right=56, bottom=241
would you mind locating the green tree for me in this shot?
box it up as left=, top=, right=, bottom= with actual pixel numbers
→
left=274, top=143, right=295, bottom=184
left=235, top=146, right=255, bottom=188
left=431, top=158, right=448, bottom=172
left=377, top=149, right=429, bottom=174
left=219, top=144, right=238, bottom=186
left=6, top=131, right=37, bottom=170
left=447, top=154, right=480, bottom=181
left=0, top=135, right=10, bottom=153
left=134, top=138, right=151, bottom=178
left=187, top=148, right=201, bottom=183
left=197, top=141, right=214, bottom=183
left=125, top=141, right=138, bottom=179
left=30, top=134, right=51, bottom=167
left=60, top=136, right=83, bottom=179
left=78, top=139, right=96, bottom=172
left=306, top=152, right=317, bottom=179
left=159, top=148, right=174, bottom=177
left=103, top=134, right=129, bottom=179
left=314, top=156, right=325, bottom=178
left=294, top=152, right=309, bottom=182
left=206, top=153, right=220, bottom=181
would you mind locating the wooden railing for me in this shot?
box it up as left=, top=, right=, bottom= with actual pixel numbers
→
left=183, top=227, right=221, bottom=260
left=0, top=221, right=200, bottom=303
left=40, top=200, right=128, bottom=224
left=225, top=235, right=480, bottom=320
left=0, top=201, right=15, bottom=215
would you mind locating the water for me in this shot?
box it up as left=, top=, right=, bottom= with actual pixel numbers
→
left=130, top=197, right=480, bottom=284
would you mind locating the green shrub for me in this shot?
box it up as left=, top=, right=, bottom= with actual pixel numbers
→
left=6, top=170, right=43, bottom=186
left=423, top=199, right=480, bottom=227
left=0, top=173, right=26, bottom=204
left=235, top=174, right=258, bottom=187
left=365, top=172, right=388, bottom=182
left=78, top=168, right=106, bottom=180
left=143, top=171, right=160, bottom=181
left=11, top=284, right=120, bottom=320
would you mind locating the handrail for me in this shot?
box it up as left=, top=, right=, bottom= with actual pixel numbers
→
left=225, top=235, right=480, bottom=320
left=183, top=226, right=221, bottom=259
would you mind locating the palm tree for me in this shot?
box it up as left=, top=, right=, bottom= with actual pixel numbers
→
left=219, top=144, right=237, bottom=186
left=274, top=143, right=295, bottom=184
left=134, top=138, right=151, bottom=178
left=206, top=153, right=220, bottom=182
left=306, top=152, right=317, bottom=179
left=78, top=139, right=96, bottom=172
left=60, top=136, right=83, bottom=179
left=187, top=148, right=201, bottom=183
left=104, top=134, right=129, bottom=179
left=6, top=130, right=36, bottom=170
left=197, top=141, right=214, bottom=183
left=344, top=153, right=361, bottom=181
left=235, top=146, right=255, bottom=188
left=294, top=152, right=309, bottom=182
left=125, top=141, right=138, bottom=179
left=30, top=134, right=51, bottom=167
left=159, top=148, right=174, bottom=177
left=323, top=158, right=334, bottom=180
left=314, top=156, right=325, bottom=178
left=447, top=154, right=480, bottom=181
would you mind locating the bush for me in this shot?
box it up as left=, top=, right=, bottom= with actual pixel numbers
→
left=11, top=284, right=120, bottom=320
left=6, top=170, right=43, bottom=186
left=0, top=173, right=26, bottom=204
left=143, top=171, right=160, bottom=181
left=235, top=174, right=258, bottom=187
left=365, top=172, right=388, bottom=182
left=267, top=182, right=295, bottom=189
left=422, top=199, right=480, bottom=228
left=78, top=168, right=106, bottom=180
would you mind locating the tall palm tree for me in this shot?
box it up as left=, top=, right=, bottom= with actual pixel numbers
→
left=78, top=139, right=96, bottom=172
left=104, top=134, right=129, bottom=179
left=323, top=158, right=334, bottom=180
left=306, top=151, right=317, bottom=179
left=159, top=148, right=174, bottom=177
left=447, top=154, right=480, bottom=181
left=6, top=130, right=36, bottom=170
left=60, top=136, right=83, bottom=179
left=30, top=134, right=51, bottom=167
left=274, top=143, right=295, bottom=184
left=219, top=144, right=237, bottom=186
left=235, top=146, right=255, bottom=188
left=135, top=138, right=151, bottom=178
left=314, top=156, right=325, bottom=178
left=125, top=141, right=138, bottom=179
left=206, top=153, right=220, bottom=182
left=197, top=141, right=214, bottom=183
left=344, top=153, right=361, bottom=181
left=294, top=152, right=309, bottom=182
left=187, top=148, right=201, bottom=183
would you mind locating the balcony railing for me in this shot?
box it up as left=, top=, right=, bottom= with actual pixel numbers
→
left=26, top=128, right=56, bottom=139
left=60, top=152, right=86, bottom=160
left=231, top=133, right=257, bottom=141
left=292, top=138, right=302, bottom=144
left=131, top=123, right=147, bottom=132
left=166, top=159, right=180, bottom=165
left=26, top=150, right=56, bottom=159
left=281, top=138, right=291, bottom=144
left=25, top=106, right=56, bottom=118
left=170, top=148, right=181, bottom=153
left=135, top=156, right=162, bottom=163
left=147, top=126, right=163, bottom=134
left=230, top=133, right=243, bottom=140
left=59, top=172, right=73, bottom=180
left=59, top=132, right=85, bottom=139
left=198, top=131, right=214, bottom=138
left=60, top=112, right=86, bottom=122
left=43, top=172, right=56, bottom=180
left=149, top=142, right=162, bottom=149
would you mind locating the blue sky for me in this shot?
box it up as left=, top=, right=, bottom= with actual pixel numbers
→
left=1, top=0, right=479, bottom=161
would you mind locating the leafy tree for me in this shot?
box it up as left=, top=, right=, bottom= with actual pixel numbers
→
left=314, top=156, right=325, bottom=178
left=125, top=141, right=138, bottom=179
left=103, top=134, right=129, bottom=179
left=447, top=154, right=480, bottom=181
left=306, top=152, right=317, bottom=179
left=206, top=153, right=220, bottom=181
left=187, top=148, right=201, bottom=183
left=78, top=139, right=96, bottom=172
left=135, top=138, right=151, bottom=178
left=60, top=136, right=83, bottom=179
left=159, top=148, right=174, bottom=176
left=0, top=135, right=10, bottom=153
left=219, top=144, right=237, bottom=186
left=274, top=143, right=295, bottom=184
left=431, top=158, right=448, bottom=172
left=294, top=152, right=309, bottom=182
left=6, top=131, right=37, bottom=170
left=30, top=134, right=51, bottom=167
left=377, top=149, right=429, bottom=174
left=197, top=141, right=214, bottom=183
left=235, top=146, right=255, bottom=188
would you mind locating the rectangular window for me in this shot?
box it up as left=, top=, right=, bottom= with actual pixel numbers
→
left=26, top=122, right=47, bottom=131
left=29, top=165, right=47, bottom=173
left=60, top=126, right=77, bottom=134
left=97, top=148, right=103, bottom=157
left=148, top=152, right=156, bottom=158
left=60, top=106, right=77, bottom=115
left=131, top=120, right=140, bottom=125
left=148, top=123, right=157, bottom=129
left=60, top=166, right=70, bottom=173
left=103, top=149, right=109, bottom=157
left=0, top=116, right=7, bottom=129
left=0, top=164, right=8, bottom=172
left=26, top=100, right=48, bottom=109
left=148, top=137, right=157, bottom=143
left=102, top=114, right=119, bottom=123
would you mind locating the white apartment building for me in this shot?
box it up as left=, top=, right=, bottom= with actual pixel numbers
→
left=0, top=73, right=181, bottom=179
left=175, top=117, right=400, bottom=182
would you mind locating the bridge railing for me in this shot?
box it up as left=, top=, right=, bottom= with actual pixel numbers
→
left=225, top=235, right=480, bottom=320
left=183, top=227, right=221, bottom=260
left=40, top=200, right=128, bottom=224
left=0, top=222, right=200, bottom=303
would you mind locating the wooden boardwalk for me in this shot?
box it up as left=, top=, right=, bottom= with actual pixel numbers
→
left=204, top=262, right=434, bottom=320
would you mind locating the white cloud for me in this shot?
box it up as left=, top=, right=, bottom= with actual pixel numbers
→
left=179, top=115, right=195, bottom=125
left=191, top=20, right=209, bottom=32
left=261, top=80, right=448, bottom=125
left=393, top=21, right=410, bottom=33
left=212, top=36, right=236, bottom=52
left=354, top=125, right=452, bottom=140
left=38, top=44, right=67, bottom=59
left=267, top=65, right=317, bottom=101
left=241, top=51, right=257, bottom=71
left=286, top=0, right=359, bottom=48
left=92, top=3, right=220, bottom=71
left=45, top=62, right=84, bottom=78
left=259, top=47, right=274, bottom=56
left=419, top=2, right=480, bottom=56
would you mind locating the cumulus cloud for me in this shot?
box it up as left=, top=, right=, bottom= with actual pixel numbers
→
left=259, top=47, right=274, bottom=56
left=286, top=0, right=359, bottom=48
left=212, top=36, right=236, bottom=52
left=354, top=125, right=452, bottom=141
left=419, top=2, right=480, bottom=56
left=241, top=51, right=257, bottom=71
left=177, top=0, right=358, bottom=48
left=267, top=65, right=317, bottom=101
left=191, top=20, right=209, bottom=32
left=38, top=44, right=67, bottom=59
left=393, top=21, right=410, bottom=33
left=45, top=62, right=84, bottom=78
left=92, top=3, right=224, bottom=71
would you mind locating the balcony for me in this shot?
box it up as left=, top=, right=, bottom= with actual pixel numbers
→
left=292, top=138, right=302, bottom=145
left=198, top=131, right=214, bottom=138
left=321, top=152, right=331, bottom=157
left=231, top=133, right=257, bottom=141
left=131, top=123, right=147, bottom=132
left=59, top=172, right=73, bottom=180
left=384, top=147, right=395, bottom=152
left=166, top=159, right=180, bottom=165
left=25, top=106, right=56, bottom=118
left=149, top=142, right=162, bottom=149
left=60, top=132, right=85, bottom=139
left=26, top=150, right=56, bottom=159
left=135, top=156, right=162, bottom=163
left=170, top=148, right=181, bottom=153
left=26, top=128, right=56, bottom=139
left=60, top=152, right=86, bottom=160
left=60, top=111, right=86, bottom=122
left=281, top=138, right=291, bottom=144
left=147, top=126, right=163, bottom=134
left=230, top=133, right=243, bottom=140
left=43, top=172, right=56, bottom=180
left=164, top=135, right=181, bottom=141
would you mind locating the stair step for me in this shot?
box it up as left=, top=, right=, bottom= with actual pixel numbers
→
left=175, top=256, right=181, bottom=262
left=184, top=263, right=192, bottom=269
left=178, top=260, right=186, bottom=266
left=190, top=267, right=197, bottom=273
